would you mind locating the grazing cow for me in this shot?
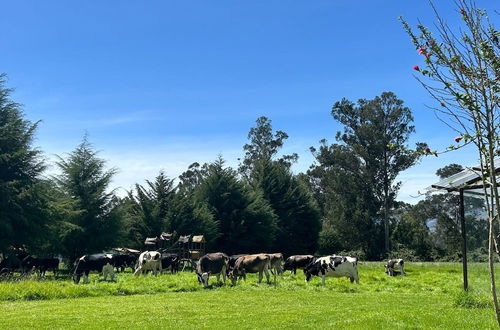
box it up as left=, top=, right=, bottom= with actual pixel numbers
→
left=23, top=257, right=59, bottom=277
left=304, top=255, right=359, bottom=286
left=385, top=258, right=405, bottom=276
left=229, top=254, right=271, bottom=285
left=73, top=254, right=115, bottom=284
left=161, top=253, right=180, bottom=274
left=265, top=253, right=284, bottom=283
left=134, top=251, right=162, bottom=276
left=111, top=254, right=137, bottom=272
left=283, top=255, right=315, bottom=275
left=196, top=252, right=229, bottom=288
left=228, top=254, right=248, bottom=272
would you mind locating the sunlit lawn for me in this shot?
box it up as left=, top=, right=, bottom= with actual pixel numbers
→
left=0, top=262, right=497, bottom=329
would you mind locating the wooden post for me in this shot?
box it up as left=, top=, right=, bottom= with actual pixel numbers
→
left=459, top=188, right=468, bottom=291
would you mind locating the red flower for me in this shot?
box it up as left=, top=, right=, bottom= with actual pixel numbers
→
left=425, top=53, right=431, bottom=58
left=418, top=48, right=426, bottom=55
left=425, top=147, right=431, bottom=153
left=413, top=65, right=420, bottom=71
left=460, top=8, right=465, bottom=15
left=455, top=136, right=462, bottom=143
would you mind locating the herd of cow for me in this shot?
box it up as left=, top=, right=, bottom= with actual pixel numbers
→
left=0, top=250, right=406, bottom=287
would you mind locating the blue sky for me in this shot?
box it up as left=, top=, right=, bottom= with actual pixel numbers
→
left=1, top=1, right=496, bottom=202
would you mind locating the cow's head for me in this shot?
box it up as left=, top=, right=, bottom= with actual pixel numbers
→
left=227, top=268, right=241, bottom=285
left=196, top=270, right=210, bottom=287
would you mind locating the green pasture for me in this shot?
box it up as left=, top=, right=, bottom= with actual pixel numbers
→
left=0, top=262, right=498, bottom=329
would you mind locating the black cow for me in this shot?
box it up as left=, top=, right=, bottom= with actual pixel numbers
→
left=73, top=254, right=115, bottom=284
left=0, top=256, right=24, bottom=275
left=23, top=257, right=59, bottom=276
left=196, top=252, right=229, bottom=288
left=161, top=253, right=180, bottom=274
left=283, top=255, right=315, bottom=275
left=112, top=254, right=137, bottom=272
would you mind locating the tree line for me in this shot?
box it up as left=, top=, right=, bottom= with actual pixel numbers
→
left=0, top=74, right=487, bottom=263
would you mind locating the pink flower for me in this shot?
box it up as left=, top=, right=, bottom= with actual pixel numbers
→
left=460, top=9, right=465, bottom=15
left=418, top=48, right=426, bottom=55
left=413, top=65, right=420, bottom=71
left=425, top=147, right=431, bottom=153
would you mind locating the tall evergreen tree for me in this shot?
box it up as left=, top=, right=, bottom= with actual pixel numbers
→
left=197, top=157, right=276, bottom=254
left=0, top=74, right=48, bottom=253
left=54, top=137, right=123, bottom=261
left=241, top=117, right=320, bottom=255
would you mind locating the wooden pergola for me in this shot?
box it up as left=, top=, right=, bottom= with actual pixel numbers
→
left=430, top=164, right=500, bottom=291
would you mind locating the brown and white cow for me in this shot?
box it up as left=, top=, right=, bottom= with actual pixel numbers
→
left=196, top=252, right=229, bottom=288
left=304, top=255, right=359, bottom=286
left=229, top=254, right=271, bottom=285
left=385, top=258, right=405, bottom=276
left=283, top=255, right=315, bottom=275
left=134, top=251, right=162, bottom=276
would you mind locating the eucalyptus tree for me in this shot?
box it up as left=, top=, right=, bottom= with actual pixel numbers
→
left=331, top=92, right=421, bottom=255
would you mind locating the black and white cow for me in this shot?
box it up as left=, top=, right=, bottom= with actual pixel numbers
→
left=134, top=251, right=162, bottom=276
left=73, top=254, right=115, bottom=284
left=161, top=253, right=180, bottom=274
left=283, top=255, right=315, bottom=275
left=196, top=252, right=229, bottom=288
left=385, top=258, right=405, bottom=276
left=304, top=255, right=359, bottom=286
left=229, top=254, right=271, bottom=285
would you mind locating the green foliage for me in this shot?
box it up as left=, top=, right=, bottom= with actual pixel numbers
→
left=252, top=160, right=320, bottom=255
left=196, top=157, right=276, bottom=254
left=309, top=142, right=383, bottom=258
left=53, top=137, right=124, bottom=261
left=239, top=116, right=297, bottom=179
left=166, top=191, right=219, bottom=249
left=124, top=171, right=175, bottom=244
left=0, top=73, right=50, bottom=254
left=240, top=117, right=320, bottom=255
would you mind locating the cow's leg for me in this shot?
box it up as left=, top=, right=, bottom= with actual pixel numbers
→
left=265, top=268, right=270, bottom=284
left=221, top=265, right=226, bottom=284
left=258, top=271, right=263, bottom=283
left=84, top=272, right=89, bottom=284
left=321, top=274, right=326, bottom=286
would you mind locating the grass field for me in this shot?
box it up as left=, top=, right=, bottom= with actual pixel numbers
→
left=0, top=262, right=498, bottom=329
